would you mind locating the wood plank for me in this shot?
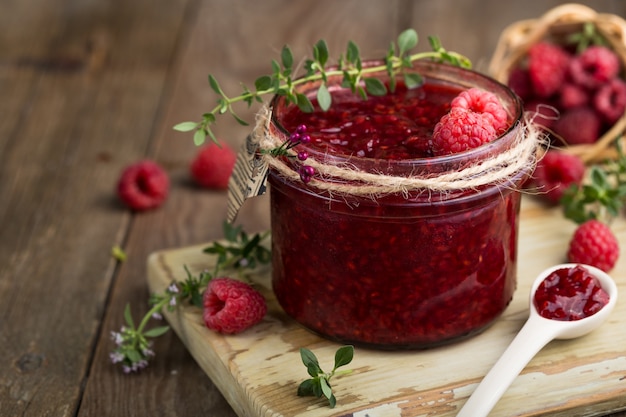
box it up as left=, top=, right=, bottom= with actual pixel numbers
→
left=0, top=0, right=190, bottom=415
left=146, top=196, right=626, bottom=417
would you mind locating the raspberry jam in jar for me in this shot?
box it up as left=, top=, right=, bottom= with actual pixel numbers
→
left=265, top=61, right=534, bottom=348
left=533, top=265, right=610, bottom=321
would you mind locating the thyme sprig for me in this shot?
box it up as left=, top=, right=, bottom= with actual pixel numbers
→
left=297, top=346, right=355, bottom=408
left=110, top=221, right=270, bottom=373
left=173, top=29, right=471, bottom=146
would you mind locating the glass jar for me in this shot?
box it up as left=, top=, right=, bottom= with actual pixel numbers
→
left=266, top=61, right=530, bottom=349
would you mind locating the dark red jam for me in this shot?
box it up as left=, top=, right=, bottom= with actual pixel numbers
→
left=280, top=83, right=463, bottom=159
left=269, top=63, right=525, bottom=348
left=534, top=265, right=610, bottom=321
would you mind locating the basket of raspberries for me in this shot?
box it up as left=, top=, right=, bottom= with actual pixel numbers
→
left=488, top=3, right=626, bottom=163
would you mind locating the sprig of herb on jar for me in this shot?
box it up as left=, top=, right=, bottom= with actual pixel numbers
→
left=110, top=222, right=270, bottom=373
left=173, top=29, right=471, bottom=146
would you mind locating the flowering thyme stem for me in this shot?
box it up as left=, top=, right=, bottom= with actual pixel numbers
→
left=136, top=297, right=170, bottom=335
left=204, top=51, right=465, bottom=120
left=174, top=30, right=472, bottom=146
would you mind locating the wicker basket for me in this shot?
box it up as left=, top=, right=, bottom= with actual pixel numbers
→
left=489, top=3, right=626, bottom=163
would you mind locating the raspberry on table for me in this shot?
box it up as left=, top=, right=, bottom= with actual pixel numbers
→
left=552, top=106, right=601, bottom=145
left=528, top=42, right=571, bottom=98
left=450, top=87, right=509, bottom=132
left=190, top=140, right=237, bottom=189
left=117, top=160, right=169, bottom=211
left=569, top=45, right=620, bottom=90
left=529, top=150, right=586, bottom=205
left=431, top=108, right=498, bottom=155
left=568, top=220, right=619, bottom=272
left=593, top=78, right=626, bottom=124
left=203, top=277, right=267, bottom=334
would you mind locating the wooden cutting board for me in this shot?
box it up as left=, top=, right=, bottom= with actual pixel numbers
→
left=146, top=197, right=626, bottom=417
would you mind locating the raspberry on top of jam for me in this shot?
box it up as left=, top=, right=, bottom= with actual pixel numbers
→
left=533, top=264, right=610, bottom=321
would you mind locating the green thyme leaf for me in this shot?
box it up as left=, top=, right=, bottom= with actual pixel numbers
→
left=403, top=72, right=423, bottom=89
left=300, top=347, right=320, bottom=369
left=173, top=121, right=198, bottom=132
left=281, top=45, right=294, bottom=70
left=333, top=345, right=354, bottom=369
left=364, top=77, right=387, bottom=96
left=314, top=39, right=329, bottom=67
left=297, top=379, right=316, bottom=396
left=208, top=75, right=224, bottom=96
left=255, top=75, right=272, bottom=91
left=193, top=129, right=207, bottom=146
left=143, top=325, right=170, bottom=338
left=232, top=112, right=249, bottom=126
left=346, top=40, right=359, bottom=64
left=123, top=304, right=135, bottom=330
left=296, top=93, right=314, bottom=113
left=317, top=84, right=332, bottom=111
left=398, top=28, right=418, bottom=55
left=319, top=378, right=333, bottom=401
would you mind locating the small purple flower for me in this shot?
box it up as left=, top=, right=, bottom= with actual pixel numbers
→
left=110, top=331, right=124, bottom=346
left=109, top=351, right=125, bottom=364
left=167, top=283, right=179, bottom=294
left=151, top=312, right=163, bottom=320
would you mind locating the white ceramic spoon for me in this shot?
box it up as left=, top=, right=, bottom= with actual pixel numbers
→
left=456, top=263, right=618, bottom=417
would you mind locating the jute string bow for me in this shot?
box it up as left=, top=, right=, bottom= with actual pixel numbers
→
left=255, top=105, right=541, bottom=198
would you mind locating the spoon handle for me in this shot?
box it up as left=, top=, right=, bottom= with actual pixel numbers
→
left=456, top=316, right=556, bottom=417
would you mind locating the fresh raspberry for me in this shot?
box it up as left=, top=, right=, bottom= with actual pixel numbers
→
left=203, top=277, right=267, bottom=334
left=593, top=78, right=626, bottom=124
left=568, top=220, right=619, bottom=272
left=451, top=87, right=509, bottom=132
left=530, top=150, right=586, bottom=205
left=507, top=68, right=532, bottom=101
left=190, top=140, right=237, bottom=189
left=569, top=45, right=620, bottom=90
left=117, top=160, right=169, bottom=211
left=528, top=42, right=571, bottom=98
left=552, top=106, right=601, bottom=145
left=559, top=83, right=589, bottom=109
left=431, top=108, right=497, bottom=155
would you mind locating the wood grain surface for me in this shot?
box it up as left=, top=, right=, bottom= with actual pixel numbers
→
left=2, top=0, right=626, bottom=416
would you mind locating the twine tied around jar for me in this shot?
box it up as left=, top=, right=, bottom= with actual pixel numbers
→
left=254, top=105, right=543, bottom=199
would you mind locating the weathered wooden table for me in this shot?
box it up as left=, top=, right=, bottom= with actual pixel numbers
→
left=2, top=0, right=625, bottom=416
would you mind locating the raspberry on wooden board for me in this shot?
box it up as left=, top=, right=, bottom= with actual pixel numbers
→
left=202, top=277, right=267, bottom=334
